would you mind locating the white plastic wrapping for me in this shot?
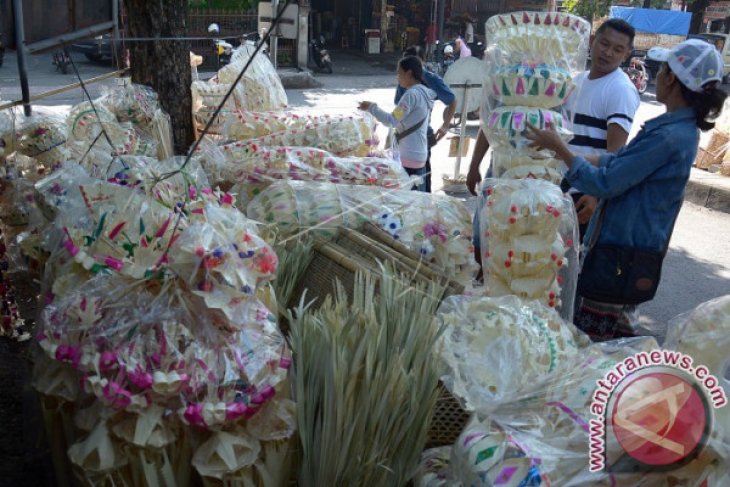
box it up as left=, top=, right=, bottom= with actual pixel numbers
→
left=484, top=11, right=590, bottom=76
left=246, top=180, right=477, bottom=282
left=664, top=295, right=730, bottom=449
left=220, top=110, right=379, bottom=157
left=195, top=139, right=409, bottom=202
left=15, top=113, right=69, bottom=169
left=477, top=178, right=579, bottom=319
left=436, top=295, right=586, bottom=411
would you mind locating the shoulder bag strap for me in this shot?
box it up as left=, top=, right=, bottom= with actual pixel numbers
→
left=395, top=116, right=427, bottom=142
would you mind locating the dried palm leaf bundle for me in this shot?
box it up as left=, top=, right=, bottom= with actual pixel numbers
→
left=289, top=266, right=444, bottom=486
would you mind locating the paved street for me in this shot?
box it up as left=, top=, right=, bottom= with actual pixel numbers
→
left=1, top=49, right=730, bottom=338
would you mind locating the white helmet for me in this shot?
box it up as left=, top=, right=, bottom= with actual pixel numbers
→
left=444, top=45, right=454, bottom=55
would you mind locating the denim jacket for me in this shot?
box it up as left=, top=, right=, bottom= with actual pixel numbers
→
left=566, top=107, right=699, bottom=251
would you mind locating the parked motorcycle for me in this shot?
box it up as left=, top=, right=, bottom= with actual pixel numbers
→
left=623, top=55, right=648, bottom=95
left=52, top=50, right=71, bottom=74
left=426, top=41, right=455, bottom=76
left=309, top=35, right=332, bottom=74
left=467, top=40, right=485, bottom=60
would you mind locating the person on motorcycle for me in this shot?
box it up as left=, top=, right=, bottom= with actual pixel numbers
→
left=442, top=44, right=456, bottom=72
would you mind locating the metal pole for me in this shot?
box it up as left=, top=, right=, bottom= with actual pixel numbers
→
left=0, top=69, right=129, bottom=111
left=454, top=83, right=469, bottom=178
left=271, top=0, right=279, bottom=68
left=12, top=0, right=31, bottom=116
left=437, top=0, right=445, bottom=42
left=112, top=0, right=119, bottom=45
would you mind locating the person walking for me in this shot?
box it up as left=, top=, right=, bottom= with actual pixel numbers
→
left=359, top=56, right=436, bottom=191
left=526, top=39, right=727, bottom=341
left=395, top=45, right=457, bottom=192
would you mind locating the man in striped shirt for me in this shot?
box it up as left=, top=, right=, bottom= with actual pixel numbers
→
left=564, top=18, right=640, bottom=240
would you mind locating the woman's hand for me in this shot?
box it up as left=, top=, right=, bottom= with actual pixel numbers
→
left=525, top=122, right=575, bottom=165
left=358, top=101, right=373, bottom=111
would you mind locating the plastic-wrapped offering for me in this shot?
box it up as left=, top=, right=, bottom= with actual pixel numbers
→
left=490, top=64, right=575, bottom=109
left=436, top=295, right=584, bottom=411
left=66, top=101, right=144, bottom=156
left=15, top=113, right=69, bottom=168
left=664, top=295, right=730, bottom=447
left=100, top=80, right=160, bottom=129
left=221, top=116, right=377, bottom=158
left=478, top=179, right=579, bottom=317
left=485, top=11, right=590, bottom=73
left=217, top=42, right=287, bottom=111
left=191, top=80, right=245, bottom=136
left=0, top=107, right=15, bottom=158
left=491, top=149, right=563, bottom=185
left=414, top=447, right=453, bottom=487
left=247, top=180, right=477, bottom=282
left=196, top=140, right=409, bottom=194
left=482, top=105, right=570, bottom=152
left=169, top=204, right=278, bottom=312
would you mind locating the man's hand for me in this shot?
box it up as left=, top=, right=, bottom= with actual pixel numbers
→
left=358, top=101, right=373, bottom=111
left=575, top=194, right=598, bottom=224
left=466, top=166, right=482, bottom=196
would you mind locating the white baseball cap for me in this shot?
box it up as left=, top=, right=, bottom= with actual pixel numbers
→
left=648, top=38, right=724, bottom=92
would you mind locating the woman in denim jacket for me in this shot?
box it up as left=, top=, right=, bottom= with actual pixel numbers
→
left=527, top=39, right=727, bottom=341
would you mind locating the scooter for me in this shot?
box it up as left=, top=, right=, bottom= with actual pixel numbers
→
left=309, top=35, right=332, bottom=74
left=52, top=49, right=71, bottom=74
left=623, top=55, right=648, bottom=95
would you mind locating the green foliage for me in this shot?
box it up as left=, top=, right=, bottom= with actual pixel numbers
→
left=564, top=0, right=672, bottom=21
left=188, top=0, right=257, bottom=10
left=563, top=0, right=611, bottom=20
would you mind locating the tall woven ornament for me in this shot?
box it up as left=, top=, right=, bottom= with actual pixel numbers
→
left=477, top=12, right=591, bottom=320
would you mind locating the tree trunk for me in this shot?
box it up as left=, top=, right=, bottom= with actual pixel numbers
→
left=688, top=0, right=711, bottom=34
left=124, top=0, right=194, bottom=155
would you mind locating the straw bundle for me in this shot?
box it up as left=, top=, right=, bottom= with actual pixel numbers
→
left=289, top=266, right=445, bottom=486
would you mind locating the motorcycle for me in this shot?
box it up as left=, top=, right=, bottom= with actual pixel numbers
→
left=623, top=55, right=648, bottom=95
left=309, top=35, right=332, bottom=74
left=52, top=49, right=71, bottom=74
left=426, top=41, right=455, bottom=76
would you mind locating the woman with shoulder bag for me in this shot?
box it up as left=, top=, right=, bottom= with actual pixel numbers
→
left=358, top=56, right=436, bottom=191
left=526, top=39, right=727, bottom=341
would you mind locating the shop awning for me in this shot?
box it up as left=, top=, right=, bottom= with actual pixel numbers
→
left=609, top=7, right=691, bottom=36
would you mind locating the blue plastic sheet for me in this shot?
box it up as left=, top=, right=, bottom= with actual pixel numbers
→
left=609, top=7, right=690, bottom=36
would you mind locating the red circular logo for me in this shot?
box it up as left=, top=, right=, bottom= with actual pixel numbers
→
left=611, top=371, right=708, bottom=467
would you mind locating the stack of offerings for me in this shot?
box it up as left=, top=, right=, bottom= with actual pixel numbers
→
left=191, top=42, right=288, bottom=136
left=31, top=161, right=296, bottom=486
left=416, top=294, right=730, bottom=486
left=478, top=12, right=590, bottom=318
